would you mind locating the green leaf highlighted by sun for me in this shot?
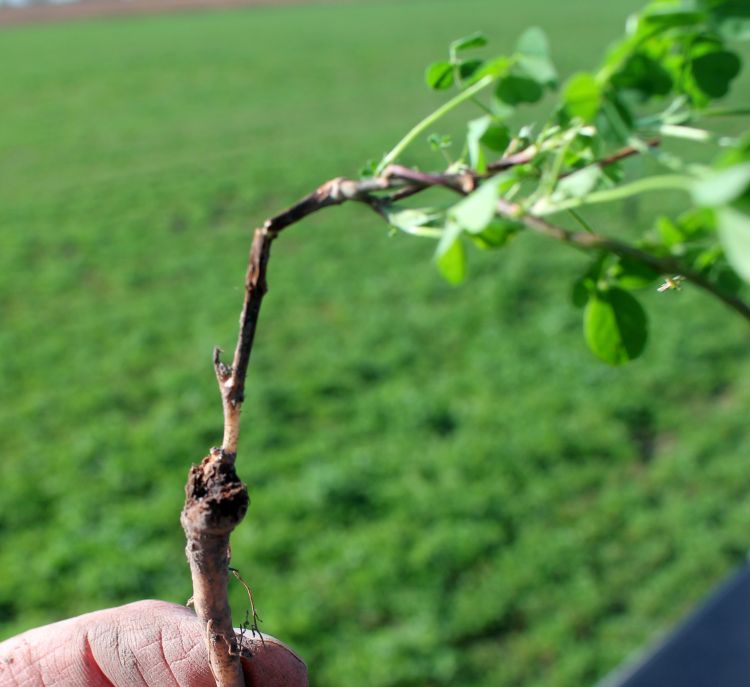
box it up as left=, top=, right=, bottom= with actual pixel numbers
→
left=425, top=61, right=455, bottom=90
left=435, top=224, right=466, bottom=285
left=563, top=72, right=601, bottom=122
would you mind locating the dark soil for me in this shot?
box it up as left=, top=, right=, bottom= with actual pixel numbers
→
left=0, top=0, right=339, bottom=28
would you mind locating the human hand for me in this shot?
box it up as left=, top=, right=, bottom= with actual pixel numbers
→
left=0, top=600, right=307, bottom=686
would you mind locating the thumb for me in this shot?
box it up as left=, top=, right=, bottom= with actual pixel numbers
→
left=0, top=599, right=307, bottom=687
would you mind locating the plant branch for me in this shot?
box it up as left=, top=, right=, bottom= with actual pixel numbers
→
left=494, top=197, right=750, bottom=322
left=532, top=173, right=695, bottom=215
left=290, top=157, right=750, bottom=328
left=180, top=176, right=387, bottom=687
left=181, top=137, right=750, bottom=684
left=487, top=137, right=659, bottom=175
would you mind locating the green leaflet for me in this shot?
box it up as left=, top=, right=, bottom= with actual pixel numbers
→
left=612, top=53, right=673, bottom=97
left=691, top=50, right=742, bottom=99
left=553, top=166, right=603, bottom=201
left=435, top=223, right=466, bottom=284
left=516, top=26, right=549, bottom=58
left=467, top=116, right=510, bottom=171
left=450, top=32, right=488, bottom=55
left=610, top=256, right=660, bottom=290
left=563, top=73, right=601, bottom=122
left=425, top=61, right=455, bottom=90
left=717, top=207, right=750, bottom=283
left=692, top=163, right=750, bottom=206
left=584, top=288, right=648, bottom=365
left=469, top=219, right=519, bottom=249
left=496, top=74, right=544, bottom=105
left=449, top=176, right=505, bottom=232
left=382, top=206, right=443, bottom=238
left=516, top=26, right=557, bottom=86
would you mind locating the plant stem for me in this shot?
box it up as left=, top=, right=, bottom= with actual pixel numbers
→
left=656, top=123, right=735, bottom=146
left=181, top=179, right=358, bottom=686
left=181, top=142, right=750, bottom=683
left=376, top=75, right=494, bottom=174
left=181, top=451, right=248, bottom=687
left=533, top=173, right=694, bottom=215
left=699, top=106, right=750, bottom=119
left=494, top=198, right=750, bottom=322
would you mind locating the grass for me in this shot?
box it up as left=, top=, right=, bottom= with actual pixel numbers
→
left=1, top=1, right=750, bottom=685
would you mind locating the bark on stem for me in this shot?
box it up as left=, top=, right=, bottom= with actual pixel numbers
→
left=181, top=226, right=277, bottom=686
left=181, top=181, right=354, bottom=686
left=181, top=450, right=248, bottom=686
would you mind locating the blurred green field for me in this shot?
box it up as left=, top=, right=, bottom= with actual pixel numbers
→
left=2, top=1, right=750, bottom=685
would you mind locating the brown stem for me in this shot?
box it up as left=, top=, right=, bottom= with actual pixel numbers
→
left=180, top=178, right=365, bottom=686
left=181, top=449, right=249, bottom=686
left=487, top=138, right=660, bottom=174
left=181, top=138, right=749, bottom=684
left=494, top=198, right=750, bottom=322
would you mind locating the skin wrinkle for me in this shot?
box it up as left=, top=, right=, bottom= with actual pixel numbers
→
left=83, top=632, right=115, bottom=687
left=143, top=603, right=201, bottom=687
left=136, top=632, right=176, bottom=687
left=163, top=603, right=213, bottom=685
left=86, top=614, right=121, bottom=686
left=106, top=611, right=148, bottom=686
left=156, top=627, right=181, bottom=687
left=53, top=624, right=92, bottom=687
left=89, top=603, right=197, bottom=687
left=165, top=625, right=203, bottom=681
left=122, top=642, right=147, bottom=687
left=29, top=636, right=46, bottom=687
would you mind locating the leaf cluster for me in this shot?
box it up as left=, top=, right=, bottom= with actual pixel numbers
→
left=376, top=0, right=750, bottom=365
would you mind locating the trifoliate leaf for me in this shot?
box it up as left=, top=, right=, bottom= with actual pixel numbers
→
left=516, top=27, right=557, bottom=86
left=691, top=50, right=742, bottom=99
left=427, top=133, right=452, bottom=152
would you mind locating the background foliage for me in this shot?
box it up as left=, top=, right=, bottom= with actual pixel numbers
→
left=1, top=1, right=749, bottom=685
